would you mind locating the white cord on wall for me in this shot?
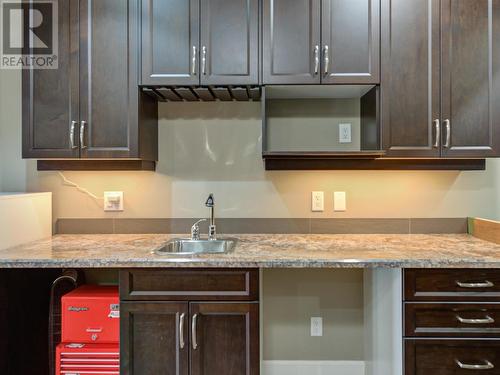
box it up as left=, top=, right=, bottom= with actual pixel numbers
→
left=57, top=172, right=104, bottom=201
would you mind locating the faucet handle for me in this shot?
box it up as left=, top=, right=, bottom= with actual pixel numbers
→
left=191, top=219, right=207, bottom=240
left=205, top=194, right=214, bottom=207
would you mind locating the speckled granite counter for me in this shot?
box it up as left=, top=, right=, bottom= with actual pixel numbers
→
left=0, top=233, right=499, bottom=268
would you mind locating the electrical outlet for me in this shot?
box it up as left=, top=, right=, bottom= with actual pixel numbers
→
left=104, top=192, right=124, bottom=212
left=339, top=123, right=352, bottom=143
left=311, top=191, right=324, bottom=212
left=334, top=192, right=346, bottom=212
left=311, top=317, right=323, bottom=337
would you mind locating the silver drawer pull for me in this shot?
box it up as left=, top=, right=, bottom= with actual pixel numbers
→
left=69, top=121, right=78, bottom=149
left=201, top=46, right=207, bottom=75
left=192, top=46, right=197, bottom=76
left=313, top=45, right=319, bottom=74
left=433, top=119, right=440, bottom=148
left=80, top=121, right=87, bottom=149
left=323, top=45, right=329, bottom=75
left=456, top=280, right=494, bottom=288
left=192, top=313, right=199, bottom=350
left=456, top=359, right=494, bottom=370
left=179, top=313, right=185, bottom=349
left=456, top=315, right=495, bottom=324
left=444, top=119, right=451, bottom=148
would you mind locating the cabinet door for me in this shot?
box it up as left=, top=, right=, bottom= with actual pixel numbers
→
left=121, top=302, right=189, bottom=375
left=22, top=0, right=80, bottom=159
left=79, top=0, right=139, bottom=158
left=190, top=303, right=259, bottom=375
left=200, top=0, right=259, bottom=85
left=263, top=0, right=321, bottom=84
left=141, top=0, right=200, bottom=85
left=321, top=0, right=380, bottom=84
left=440, top=0, right=500, bottom=157
left=381, top=0, right=441, bottom=157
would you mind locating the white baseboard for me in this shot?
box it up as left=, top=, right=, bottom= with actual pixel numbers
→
left=262, top=360, right=366, bottom=375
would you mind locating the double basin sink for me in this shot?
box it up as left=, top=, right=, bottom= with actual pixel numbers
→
left=154, top=238, right=237, bottom=256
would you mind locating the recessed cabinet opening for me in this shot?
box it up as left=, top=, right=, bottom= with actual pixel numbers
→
left=261, top=269, right=402, bottom=375
left=263, top=85, right=381, bottom=155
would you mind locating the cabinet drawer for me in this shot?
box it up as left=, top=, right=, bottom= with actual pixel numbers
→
left=405, top=303, right=500, bottom=337
left=120, top=269, right=259, bottom=301
left=405, top=269, right=500, bottom=301
left=405, top=340, right=500, bottom=375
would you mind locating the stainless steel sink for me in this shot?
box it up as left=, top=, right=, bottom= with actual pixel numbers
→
left=154, top=238, right=238, bottom=256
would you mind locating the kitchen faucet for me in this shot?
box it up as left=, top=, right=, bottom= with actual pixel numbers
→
left=205, top=193, right=216, bottom=240
left=189, top=194, right=216, bottom=240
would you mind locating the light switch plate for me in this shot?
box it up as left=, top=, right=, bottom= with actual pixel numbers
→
left=339, top=123, right=352, bottom=143
left=334, top=192, right=346, bottom=212
left=104, top=191, right=124, bottom=212
left=311, top=191, right=324, bottom=212
left=311, top=317, right=323, bottom=337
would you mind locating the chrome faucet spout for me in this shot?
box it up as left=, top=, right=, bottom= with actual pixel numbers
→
left=205, top=194, right=216, bottom=240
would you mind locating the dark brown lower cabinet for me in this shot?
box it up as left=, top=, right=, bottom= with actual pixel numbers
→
left=121, top=302, right=189, bottom=375
left=121, top=302, right=258, bottom=375
left=404, top=269, right=500, bottom=374
left=190, top=303, right=259, bottom=375
left=120, top=269, right=260, bottom=375
left=405, top=340, right=500, bottom=375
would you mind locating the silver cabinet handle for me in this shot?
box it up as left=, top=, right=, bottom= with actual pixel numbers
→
left=201, top=46, right=207, bottom=75
left=323, top=45, right=329, bottom=75
left=433, top=119, right=440, bottom=148
left=70, top=121, right=78, bottom=149
left=456, top=280, right=494, bottom=288
left=456, top=359, right=494, bottom=370
left=456, top=315, right=494, bottom=324
left=192, top=46, right=197, bottom=76
left=444, top=119, right=451, bottom=148
left=192, top=313, right=199, bottom=350
left=80, top=121, right=87, bottom=149
left=179, top=313, right=185, bottom=349
left=313, top=45, right=319, bottom=75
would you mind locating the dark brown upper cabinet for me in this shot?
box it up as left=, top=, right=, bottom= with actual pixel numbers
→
left=382, top=0, right=500, bottom=158
left=381, top=0, right=441, bottom=157
left=22, top=0, right=80, bottom=159
left=141, top=0, right=259, bottom=86
left=263, top=0, right=380, bottom=85
left=200, top=0, right=259, bottom=85
left=440, top=0, right=500, bottom=157
left=141, top=0, right=200, bottom=86
left=321, top=0, right=380, bottom=84
left=23, top=0, right=158, bottom=164
left=263, top=0, right=321, bottom=84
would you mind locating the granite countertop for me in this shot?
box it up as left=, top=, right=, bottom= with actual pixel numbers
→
left=0, top=233, right=499, bottom=268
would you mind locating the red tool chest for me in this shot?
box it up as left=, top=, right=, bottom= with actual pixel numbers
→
left=61, top=285, right=119, bottom=344
left=56, top=343, right=119, bottom=375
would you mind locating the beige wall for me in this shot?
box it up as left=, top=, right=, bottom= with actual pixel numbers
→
left=266, top=98, right=361, bottom=152
left=263, top=269, right=364, bottom=360
left=1, top=69, right=499, bottom=220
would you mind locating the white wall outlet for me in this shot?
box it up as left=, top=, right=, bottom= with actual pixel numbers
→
left=311, top=317, right=323, bottom=337
left=311, top=191, right=324, bottom=212
left=334, top=191, right=346, bottom=212
left=104, top=192, right=124, bottom=212
left=339, top=123, right=352, bottom=143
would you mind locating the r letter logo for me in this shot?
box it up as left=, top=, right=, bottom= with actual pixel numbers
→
left=1, top=0, right=58, bottom=69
